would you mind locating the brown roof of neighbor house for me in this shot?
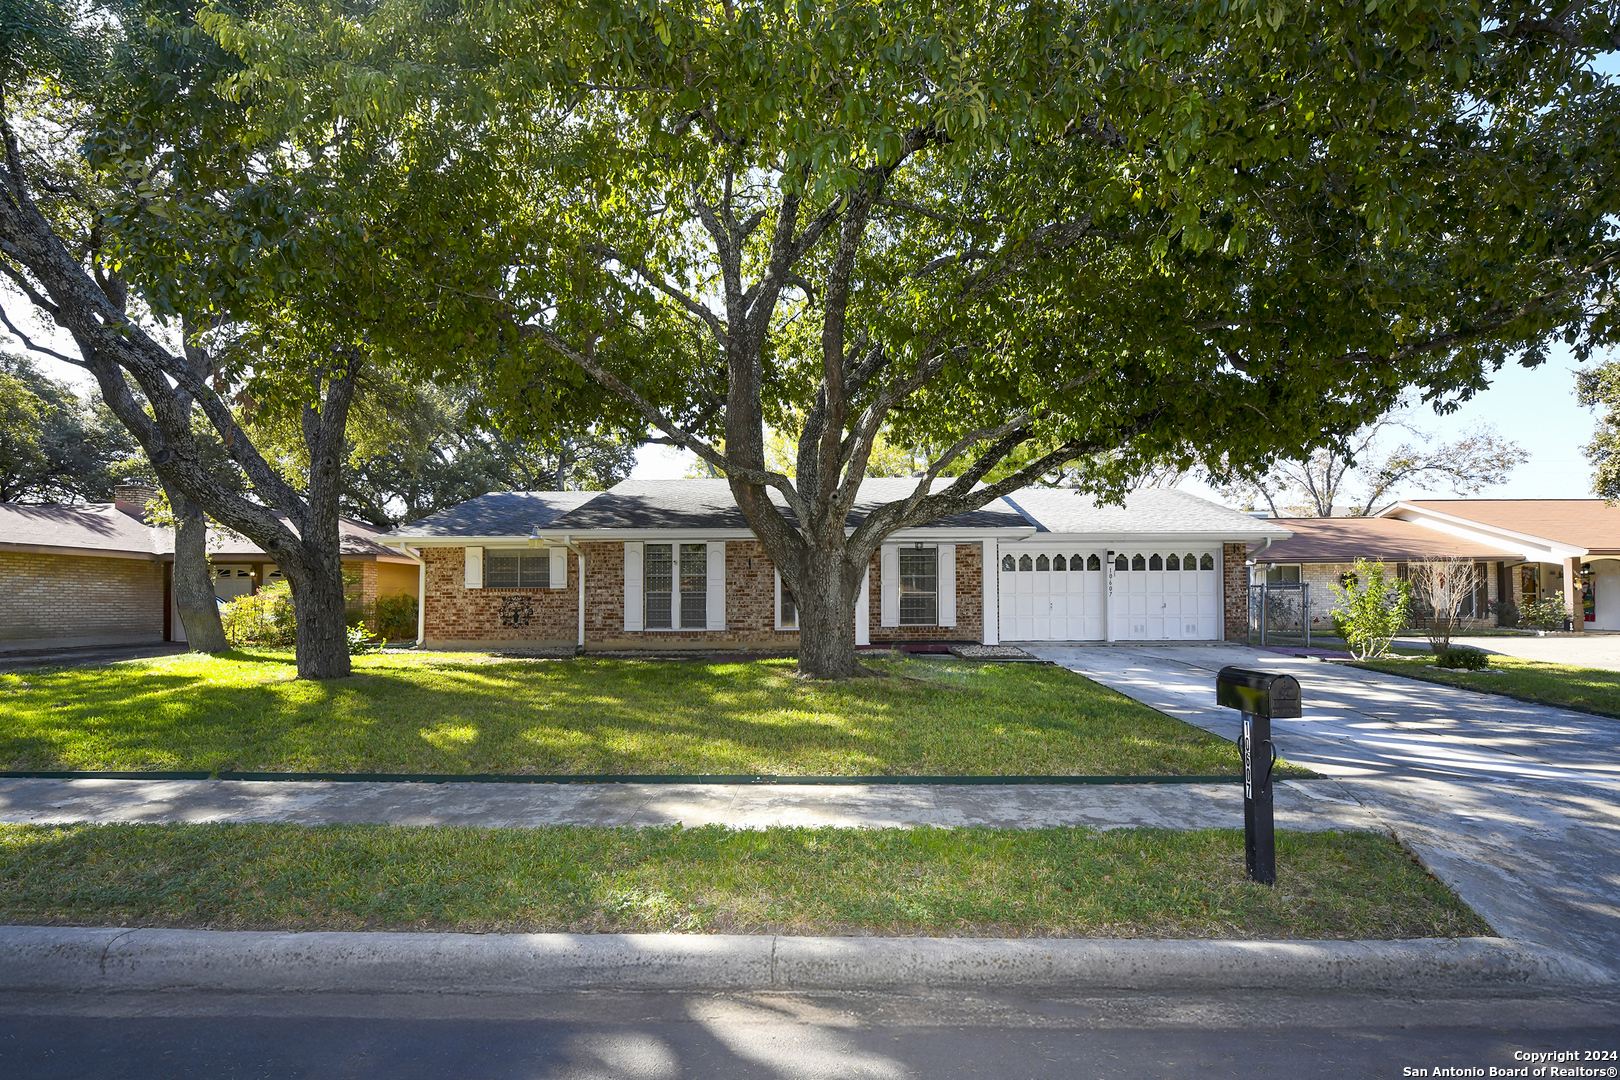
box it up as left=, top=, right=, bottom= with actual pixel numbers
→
left=0, top=502, right=413, bottom=563
left=1396, top=500, right=1620, bottom=553
left=208, top=514, right=414, bottom=562
left=1248, top=516, right=1522, bottom=564
left=0, top=503, right=172, bottom=559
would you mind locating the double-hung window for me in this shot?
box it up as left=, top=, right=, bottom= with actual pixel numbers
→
left=898, top=546, right=938, bottom=626
left=644, top=543, right=708, bottom=629
left=485, top=550, right=550, bottom=589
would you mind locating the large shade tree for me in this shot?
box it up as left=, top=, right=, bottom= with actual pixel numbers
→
left=219, top=0, right=1616, bottom=677
left=0, top=0, right=562, bottom=674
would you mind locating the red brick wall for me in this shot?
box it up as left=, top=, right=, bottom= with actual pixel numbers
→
left=421, top=546, right=578, bottom=648
left=581, top=539, right=801, bottom=649
left=0, top=551, right=165, bottom=648
left=419, top=538, right=990, bottom=650
left=1224, top=542, right=1249, bottom=642
left=867, top=543, right=985, bottom=643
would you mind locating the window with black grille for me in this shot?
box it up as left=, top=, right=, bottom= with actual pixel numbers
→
left=899, top=546, right=937, bottom=626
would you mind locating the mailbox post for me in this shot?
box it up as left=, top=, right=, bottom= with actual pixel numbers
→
left=1215, top=666, right=1302, bottom=885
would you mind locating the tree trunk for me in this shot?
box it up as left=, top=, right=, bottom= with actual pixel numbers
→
left=792, top=546, right=864, bottom=679
left=284, top=548, right=352, bottom=679
left=166, top=486, right=228, bottom=652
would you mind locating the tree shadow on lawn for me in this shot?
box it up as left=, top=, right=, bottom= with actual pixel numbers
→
left=0, top=655, right=1237, bottom=776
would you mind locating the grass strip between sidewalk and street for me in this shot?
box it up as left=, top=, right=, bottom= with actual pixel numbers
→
left=1350, top=652, right=1620, bottom=720
left=0, top=651, right=1304, bottom=778
left=0, top=823, right=1486, bottom=940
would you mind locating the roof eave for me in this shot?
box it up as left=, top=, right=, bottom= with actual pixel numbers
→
left=1384, top=502, right=1589, bottom=560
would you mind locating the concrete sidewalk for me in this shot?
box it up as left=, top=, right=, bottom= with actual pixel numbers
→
left=0, top=776, right=1378, bottom=831
left=1026, top=643, right=1620, bottom=981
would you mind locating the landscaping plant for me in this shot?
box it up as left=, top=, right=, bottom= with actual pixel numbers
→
left=1520, top=597, right=1574, bottom=631
left=1330, top=559, right=1411, bottom=660
left=1435, top=646, right=1489, bottom=671
left=219, top=582, right=296, bottom=648
left=1406, top=557, right=1483, bottom=653
left=374, top=594, right=418, bottom=642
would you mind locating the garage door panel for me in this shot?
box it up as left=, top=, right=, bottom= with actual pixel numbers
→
left=1110, top=550, right=1221, bottom=642
left=1004, top=548, right=1217, bottom=643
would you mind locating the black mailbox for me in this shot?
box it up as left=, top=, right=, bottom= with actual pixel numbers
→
left=1215, top=666, right=1304, bottom=887
left=1216, top=667, right=1302, bottom=720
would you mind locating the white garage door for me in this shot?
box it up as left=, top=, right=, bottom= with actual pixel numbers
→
left=1110, top=550, right=1221, bottom=641
left=999, top=550, right=1105, bottom=641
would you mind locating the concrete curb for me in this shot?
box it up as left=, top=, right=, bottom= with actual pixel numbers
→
left=2, top=927, right=1611, bottom=994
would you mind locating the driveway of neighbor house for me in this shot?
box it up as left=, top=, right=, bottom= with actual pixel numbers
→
left=1025, top=643, right=1620, bottom=978
left=1392, top=632, right=1620, bottom=671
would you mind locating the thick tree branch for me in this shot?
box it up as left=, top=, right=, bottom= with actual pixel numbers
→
left=534, top=322, right=807, bottom=514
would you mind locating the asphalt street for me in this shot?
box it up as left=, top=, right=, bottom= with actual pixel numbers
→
left=4, top=989, right=1618, bottom=1080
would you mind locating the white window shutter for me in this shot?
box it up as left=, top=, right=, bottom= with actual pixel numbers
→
left=464, top=547, right=483, bottom=589
left=880, top=545, right=899, bottom=627
left=549, top=547, right=568, bottom=589
left=623, top=541, right=643, bottom=632
left=774, top=569, right=784, bottom=630
left=855, top=568, right=871, bottom=645
left=706, top=540, right=726, bottom=630
left=937, top=543, right=956, bottom=627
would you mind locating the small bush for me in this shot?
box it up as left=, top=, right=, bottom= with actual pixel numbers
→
left=346, top=624, right=379, bottom=655
left=1330, top=559, right=1411, bottom=660
left=1435, top=646, right=1489, bottom=671
left=1520, top=597, right=1573, bottom=630
left=375, top=594, right=419, bottom=641
left=1489, top=600, right=1519, bottom=628
left=220, top=581, right=296, bottom=647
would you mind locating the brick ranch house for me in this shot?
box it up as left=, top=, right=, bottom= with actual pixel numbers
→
left=378, top=480, right=1291, bottom=650
left=0, top=484, right=418, bottom=653
left=1248, top=499, right=1620, bottom=632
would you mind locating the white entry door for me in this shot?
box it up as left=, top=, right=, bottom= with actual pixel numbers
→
left=999, top=550, right=1105, bottom=640
left=1109, top=550, right=1220, bottom=640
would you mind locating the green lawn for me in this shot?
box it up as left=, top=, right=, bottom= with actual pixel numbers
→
left=1352, top=652, right=1620, bottom=719
left=0, top=651, right=1254, bottom=776
left=0, top=822, right=1487, bottom=939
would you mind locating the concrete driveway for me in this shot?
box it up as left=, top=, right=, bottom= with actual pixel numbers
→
left=1026, top=643, right=1620, bottom=978
left=1393, top=632, right=1620, bottom=671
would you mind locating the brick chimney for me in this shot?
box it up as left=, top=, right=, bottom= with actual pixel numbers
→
left=114, top=482, right=161, bottom=518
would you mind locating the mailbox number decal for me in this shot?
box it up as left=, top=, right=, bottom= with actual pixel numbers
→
left=1242, top=716, right=1253, bottom=799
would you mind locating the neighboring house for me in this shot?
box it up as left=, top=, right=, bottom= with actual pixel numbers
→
left=0, top=484, right=419, bottom=653
left=1248, top=499, right=1620, bottom=631
left=1246, top=515, right=1523, bottom=631
left=378, top=480, right=1290, bottom=650
left=1385, top=501, right=1620, bottom=631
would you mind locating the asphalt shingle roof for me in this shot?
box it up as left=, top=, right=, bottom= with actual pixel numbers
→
left=540, top=479, right=1032, bottom=532
left=387, top=491, right=605, bottom=539
left=380, top=480, right=1283, bottom=540
left=1001, top=488, right=1294, bottom=539
left=0, top=503, right=171, bottom=558
left=1249, top=516, right=1521, bottom=563
left=0, top=503, right=413, bottom=562
left=1393, top=499, right=1620, bottom=554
